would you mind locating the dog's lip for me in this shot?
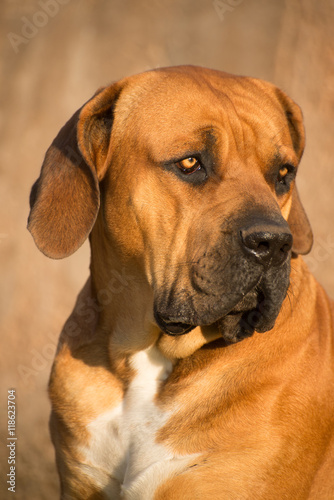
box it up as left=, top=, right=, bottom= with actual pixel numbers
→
left=222, top=287, right=278, bottom=336
left=154, top=301, right=259, bottom=337
left=154, top=311, right=195, bottom=336
left=155, top=286, right=268, bottom=337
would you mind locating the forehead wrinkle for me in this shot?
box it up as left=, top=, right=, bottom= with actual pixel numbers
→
left=151, top=127, right=218, bottom=163
left=229, top=101, right=291, bottom=164
left=218, top=92, right=247, bottom=155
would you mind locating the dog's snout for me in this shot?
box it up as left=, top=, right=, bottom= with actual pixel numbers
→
left=240, top=224, right=293, bottom=266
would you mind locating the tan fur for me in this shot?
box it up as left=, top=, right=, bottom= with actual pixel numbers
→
left=28, top=66, right=334, bottom=499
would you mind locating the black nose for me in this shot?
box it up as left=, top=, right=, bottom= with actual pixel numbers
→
left=240, top=224, right=293, bottom=266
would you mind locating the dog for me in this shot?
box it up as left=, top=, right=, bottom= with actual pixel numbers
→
left=28, top=66, right=334, bottom=499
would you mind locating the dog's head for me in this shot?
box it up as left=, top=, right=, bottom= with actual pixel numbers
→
left=28, top=66, right=313, bottom=344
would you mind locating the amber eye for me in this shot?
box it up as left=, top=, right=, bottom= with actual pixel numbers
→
left=275, top=163, right=296, bottom=195
left=176, top=157, right=201, bottom=174
left=279, top=165, right=289, bottom=179
left=277, top=165, right=292, bottom=186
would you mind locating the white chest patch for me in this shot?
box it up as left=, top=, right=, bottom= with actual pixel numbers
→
left=79, top=346, right=196, bottom=499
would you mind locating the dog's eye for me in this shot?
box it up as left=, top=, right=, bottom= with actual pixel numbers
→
left=176, top=157, right=202, bottom=175
left=276, top=164, right=296, bottom=194
left=278, top=165, right=289, bottom=183
left=277, top=164, right=295, bottom=185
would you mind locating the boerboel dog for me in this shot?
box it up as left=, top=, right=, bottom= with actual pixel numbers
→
left=28, top=66, right=334, bottom=499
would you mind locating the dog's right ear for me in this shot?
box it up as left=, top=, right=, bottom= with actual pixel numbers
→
left=28, top=84, right=122, bottom=259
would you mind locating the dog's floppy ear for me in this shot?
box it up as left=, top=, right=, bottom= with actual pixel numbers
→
left=287, top=188, right=313, bottom=256
left=276, top=89, right=313, bottom=255
left=28, top=84, right=122, bottom=259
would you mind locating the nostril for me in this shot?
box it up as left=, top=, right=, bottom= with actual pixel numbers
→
left=281, top=242, right=292, bottom=254
left=280, top=233, right=293, bottom=254
left=256, top=241, right=270, bottom=254
left=240, top=231, right=272, bottom=254
left=240, top=226, right=293, bottom=265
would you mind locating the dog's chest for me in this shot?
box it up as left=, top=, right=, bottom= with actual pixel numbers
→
left=80, top=347, right=187, bottom=497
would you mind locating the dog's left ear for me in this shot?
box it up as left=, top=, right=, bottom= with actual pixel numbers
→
left=28, top=84, right=122, bottom=259
left=276, top=89, right=313, bottom=255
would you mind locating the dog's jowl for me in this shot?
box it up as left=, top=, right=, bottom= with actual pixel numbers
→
left=28, top=66, right=334, bottom=500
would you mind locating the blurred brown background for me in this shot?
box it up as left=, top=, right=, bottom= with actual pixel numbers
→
left=0, top=0, right=333, bottom=498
